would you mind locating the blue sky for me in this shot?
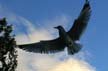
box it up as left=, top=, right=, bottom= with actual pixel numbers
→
left=0, top=0, right=108, bottom=71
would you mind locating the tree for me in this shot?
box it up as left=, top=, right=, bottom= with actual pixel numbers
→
left=0, top=18, right=17, bottom=71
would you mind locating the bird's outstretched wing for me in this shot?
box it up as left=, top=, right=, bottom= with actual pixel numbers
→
left=18, top=38, right=65, bottom=53
left=68, top=0, right=91, bottom=40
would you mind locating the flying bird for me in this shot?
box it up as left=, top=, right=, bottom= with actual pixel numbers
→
left=18, top=0, right=91, bottom=55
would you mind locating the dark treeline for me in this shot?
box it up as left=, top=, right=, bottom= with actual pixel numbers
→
left=0, top=18, right=17, bottom=71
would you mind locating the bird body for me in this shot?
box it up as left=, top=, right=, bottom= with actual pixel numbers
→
left=55, top=26, right=82, bottom=54
left=18, top=0, right=91, bottom=55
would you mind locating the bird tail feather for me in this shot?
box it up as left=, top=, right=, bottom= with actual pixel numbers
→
left=68, top=43, right=82, bottom=55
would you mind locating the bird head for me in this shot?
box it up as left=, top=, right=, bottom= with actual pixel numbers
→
left=54, top=25, right=62, bottom=30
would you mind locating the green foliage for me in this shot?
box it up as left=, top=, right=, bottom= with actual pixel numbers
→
left=0, top=18, right=17, bottom=71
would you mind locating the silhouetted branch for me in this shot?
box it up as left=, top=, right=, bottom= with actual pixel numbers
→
left=0, top=18, right=17, bottom=71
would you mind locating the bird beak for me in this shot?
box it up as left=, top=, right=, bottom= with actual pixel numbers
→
left=54, top=26, right=58, bottom=29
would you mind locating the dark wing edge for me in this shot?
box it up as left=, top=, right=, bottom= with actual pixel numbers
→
left=18, top=38, right=65, bottom=53
left=67, top=0, right=91, bottom=40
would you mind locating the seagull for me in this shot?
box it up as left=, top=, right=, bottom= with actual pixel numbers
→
left=18, top=0, right=91, bottom=55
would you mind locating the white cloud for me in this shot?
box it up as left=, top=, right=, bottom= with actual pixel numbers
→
left=14, top=16, right=54, bottom=44
left=35, top=14, right=71, bottom=37
left=12, top=14, right=71, bottom=44
left=17, top=49, right=96, bottom=71
left=50, top=58, right=95, bottom=71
